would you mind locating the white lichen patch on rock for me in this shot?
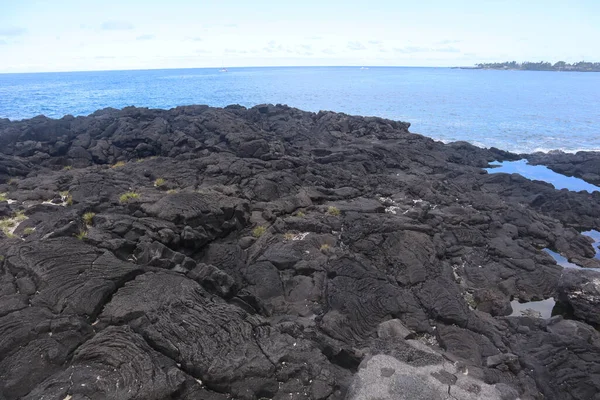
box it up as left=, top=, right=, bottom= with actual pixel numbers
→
left=291, top=232, right=310, bottom=241
left=384, top=206, right=401, bottom=214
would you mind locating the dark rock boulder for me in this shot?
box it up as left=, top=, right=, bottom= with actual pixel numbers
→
left=556, top=268, right=600, bottom=326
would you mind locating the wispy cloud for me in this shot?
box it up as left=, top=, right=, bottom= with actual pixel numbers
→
left=322, top=48, right=335, bottom=55
left=0, top=39, right=6, bottom=45
left=196, top=49, right=210, bottom=54
left=136, top=34, right=155, bottom=41
left=347, top=41, right=366, bottom=51
left=394, top=46, right=460, bottom=54
left=368, top=40, right=382, bottom=45
left=0, top=27, right=27, bottom=36
left=263, top=40, right=283, bottom=53
left=101, top=21, right=134, bottom=31
left=437, top=39, right=461, bottom=45
left=225, top=48, right=248, bottom=54
left=187, top=37, right=203, bottom=42
left=437, top=46, right=461, bottom=53
left=394, top=46, right=428, bottom=54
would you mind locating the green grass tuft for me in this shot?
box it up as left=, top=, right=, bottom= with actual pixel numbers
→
left=119, top=191, right=140, bottom=203
left=327, top=206, right=341, bottom=216
left=295, top=211, right=305, bottom=217
left=320, top=243, right=331, bottom=253
left=75, top=230, right=88, bottom=240
left=154, top=178, right=166, bottom=187
left=83, top=212, right=96, bottom=226
left=252, top=226, right=266, bottom=238
left=0, top=193, right=7, bottom=202
left=62, top=166, right=73, bottom=171
left=23, top=227, right=35, bottom=235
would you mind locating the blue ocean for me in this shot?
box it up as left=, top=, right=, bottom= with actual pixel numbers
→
left=1, top=67, right=599, bottom=153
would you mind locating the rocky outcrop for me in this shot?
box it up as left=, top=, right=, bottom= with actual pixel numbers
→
left=556, top=268, right=600, bottom=327
left=527, top=151, right=600, bottom=186
left=0, top=104, right=599, bottom=399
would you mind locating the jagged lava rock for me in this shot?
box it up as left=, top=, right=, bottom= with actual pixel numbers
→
left=0, top=104, right=599, bottom=399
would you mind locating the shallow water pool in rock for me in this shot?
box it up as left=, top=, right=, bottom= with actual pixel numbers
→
left=582, top=230, right=600, bottom=260
left=543, top=248, right=582, bottom=269
left=486, top=160, right=600, bottom=193
left=510, top=298, right=555, bottom=319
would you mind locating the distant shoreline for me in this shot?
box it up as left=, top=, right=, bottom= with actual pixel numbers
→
left=458, top=61, right=600, bottom=72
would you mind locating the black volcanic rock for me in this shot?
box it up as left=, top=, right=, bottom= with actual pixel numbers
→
left=0, top=104, right=599, bottom=399
left=527, top=151, right=600, bottom=186
left=556, top=268, right=600, bottom=327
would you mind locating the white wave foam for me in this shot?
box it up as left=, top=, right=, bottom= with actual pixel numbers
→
left=529, top=147, right=600, bottom=154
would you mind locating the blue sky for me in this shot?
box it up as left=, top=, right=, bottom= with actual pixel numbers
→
left=0, top=0, right=598, bottom=73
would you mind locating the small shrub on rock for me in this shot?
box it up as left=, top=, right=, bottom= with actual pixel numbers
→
left=295, top=211, right=305, bottom=217
left=23, top=227, right=35, bottom=235
left=252, top=226, right=266, bottom=238
left=75, top=230, right=88, bottom=240
left=59, top=191, right=73, bottom=205
left=119, top=192, right=140, bottom=203
left=62, top=166, right=72, bottom=171
left=83, top=212, right=96, bottom=226
left=154, top=178, right=166, bottom=187
left=327, top=206, right=341, bottom=216
left=320, top=243, right=331, bottom=253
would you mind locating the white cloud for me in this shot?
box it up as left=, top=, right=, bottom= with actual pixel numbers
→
left=136, top=34, right=155, bottom=41
left=0, top=27, right=27, bottom=36
left=347, top=41, right=366, bottom=51
left=101, top=21, right=134, bottom=31
left=394, top=46, right=460, bottom=54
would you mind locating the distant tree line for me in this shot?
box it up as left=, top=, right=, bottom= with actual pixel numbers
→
left=475, top=61, right=600, bottom=72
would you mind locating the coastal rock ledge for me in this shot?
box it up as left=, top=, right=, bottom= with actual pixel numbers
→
left=0, top=104, right=599, bottom=400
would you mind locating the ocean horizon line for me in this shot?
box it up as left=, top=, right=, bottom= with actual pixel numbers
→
left=0, top=65, right=471, bottom=75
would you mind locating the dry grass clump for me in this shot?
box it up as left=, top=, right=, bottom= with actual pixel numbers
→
left=0, top=211, right=27, bottom=238
left=284, top=232, right=295, bottom=240
left=111, top=161, right=127, bottom=168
